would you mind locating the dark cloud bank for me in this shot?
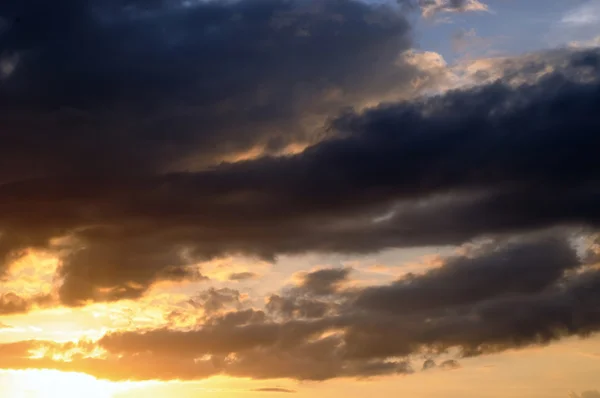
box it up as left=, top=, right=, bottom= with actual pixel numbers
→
left=0, top=0, right=599, bottom=383
left=2, top=44, right=599, bottom=305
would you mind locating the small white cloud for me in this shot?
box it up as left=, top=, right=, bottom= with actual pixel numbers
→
left=562, top=0, right=600, bottom=26
left=552, top=0, right=600, bottom=47
left=420, top=0, right=488, bottom=18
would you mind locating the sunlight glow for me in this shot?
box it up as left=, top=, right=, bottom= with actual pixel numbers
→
left=3, top=370, right=132, bottom=398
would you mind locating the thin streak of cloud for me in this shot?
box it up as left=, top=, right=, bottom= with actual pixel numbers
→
left=562, top=1, right=600, bottom=26
left=252, top=388, right=297, bottom=393
left=420, top=0, right=488, bottom=18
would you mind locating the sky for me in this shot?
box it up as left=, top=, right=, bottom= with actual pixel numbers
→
left=0, top=0, right=600, bottom=397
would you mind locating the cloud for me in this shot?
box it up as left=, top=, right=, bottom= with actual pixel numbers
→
left=0, top=45, right=598, bottom=305
left=0, top=234, right=595, bottom=382
left=0, top=0, right=434, bottom=305
left=550, top=1, right=600, bottom=47
left=440, top=359, right=461, bottom=370
left=562, top=1, right=600, bottom=27
left=296, top=268, right=352, bottom=296
left=344, top=267, right=600, bottom=361
left=0, top=292, right=53, bottom=315
left=0, top=0, right=598, bottom=387
left=355, top=236, right=580, bottom=315
left=57, top=234, right=206, bottom=306
left=421, top=358, right=460, bottom=371
left=95, top=236, right=599, bottom=380
left=228, top=272, right=258, bottom=281
left=252, top=388, right=297, bottom=393
left=422, top=358, right=436, bottom=370
left=266, top=268, right=352, bottom=320
left=266, top=293, right=332, bottom=320
left=0, top=0, right=416, bottom=181
left=0, top=52, right=18, bottom=79
left=190, top=288, right=242, bottom=315
left=419, top=0, right=488, bottom=18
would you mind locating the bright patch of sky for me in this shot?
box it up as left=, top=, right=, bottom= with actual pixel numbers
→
left=413, top=0, right=600, bottom=63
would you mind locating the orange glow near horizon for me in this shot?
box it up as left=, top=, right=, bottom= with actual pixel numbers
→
left=1, top=370, right=137, bottom=398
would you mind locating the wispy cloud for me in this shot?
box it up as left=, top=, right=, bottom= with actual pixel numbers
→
left=252, top=388, right=297, bottom=393
left=420, top=0, right=488, bottom=18
left=562, top=1, right=600, bottom=26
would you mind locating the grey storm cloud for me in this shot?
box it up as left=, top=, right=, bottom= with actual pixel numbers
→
left=0, top=0, right=599, bottom=312
left=355, top=236, right=580, bottom=314
left=0, top=0, right=416, bottom=305
left=0, top=45, right=598, bottom=305
left=0, top=0, right=414, bottom=180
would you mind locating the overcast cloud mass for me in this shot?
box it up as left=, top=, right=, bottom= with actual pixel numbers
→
left=0, top=0, right=599, bottom=394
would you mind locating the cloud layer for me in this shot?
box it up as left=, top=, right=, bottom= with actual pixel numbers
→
left=419, top=0, right=488, bottom=17
left=1, top=44, right=598, bottom=304
left=0, top=0, right=599, bottom=385
left=1, top=234, right=599, bottom=382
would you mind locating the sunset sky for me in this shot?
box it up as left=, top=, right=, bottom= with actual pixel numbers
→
left=1, top=0, right=600, bottom=397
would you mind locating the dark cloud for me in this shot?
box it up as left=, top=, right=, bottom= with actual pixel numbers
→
left=252, top=388, right=297, bottom=393
left=343, top=263, right=600, bottom=360
left=1, top=234, right=600, bottom=381
left=0, top=10, right=598, bottom=305
left=298, top=268, right=352, bottom=296
left=0, top=0, right=414, bottom=181
left=228, top=272, right=258, bottom=281
left=57, top=231, right=206, bottom=306
left=0, top=0, right=417, bottom=304
left=0, top=292, right=52, bottom=315
left=207, top=309, right=267, bottom=328
left=190, top=288, right=242, bottom=315
left=266, top=268, right=351, bottom=319
left=266, top=294, right=332, bottom=320
left=355, top=236, right=580, bottom=314
left=1, top=0, right=598, bottom=386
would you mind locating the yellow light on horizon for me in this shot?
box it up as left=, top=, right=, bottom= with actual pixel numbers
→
left=2, top=370, right=134, bottom=398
